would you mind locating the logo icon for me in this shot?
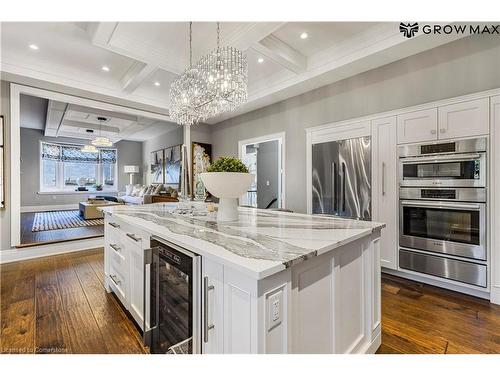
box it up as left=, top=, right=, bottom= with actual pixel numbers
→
left=399, top=22, right=419, bottom=38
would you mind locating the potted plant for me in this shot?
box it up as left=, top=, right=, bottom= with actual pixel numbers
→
left=94, top=183, right=104, bottom=191
left=200, top=157, right=254, bottom=221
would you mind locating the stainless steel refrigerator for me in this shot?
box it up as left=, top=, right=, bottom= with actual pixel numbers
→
left=312, top=137, right=371, bottom=220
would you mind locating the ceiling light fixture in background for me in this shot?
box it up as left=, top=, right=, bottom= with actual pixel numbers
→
left=300, top=32, right=308, bottom=39
left=91, top=117, right=113, bottom=147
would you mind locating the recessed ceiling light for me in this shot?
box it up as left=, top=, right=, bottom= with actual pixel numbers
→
left=300, top=32, right=308, bottom=40
left=29, top=44, right=39, bottom=50
left=154, top=81, right=161, bottom=87
left=257, top=57, right=264, bottom=63
left=101, top=66, right=110, bottom=72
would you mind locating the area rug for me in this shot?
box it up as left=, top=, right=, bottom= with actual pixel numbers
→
left=32, top=210, right=104, bottom=232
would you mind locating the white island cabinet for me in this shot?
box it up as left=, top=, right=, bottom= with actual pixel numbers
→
left=102, top=204, right=384, bottom=354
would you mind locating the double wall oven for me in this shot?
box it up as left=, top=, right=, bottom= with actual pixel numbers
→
left=398, top=138, right=488, bottom=288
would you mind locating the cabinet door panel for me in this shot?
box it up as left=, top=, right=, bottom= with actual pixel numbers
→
left=372, top=116, right=398, bottom=270
left=202, top=258, right=224, bottom=353
left=397, top=108, right=438, bottom=144
left=128, top=245, right=144, bottom=327
left=438, top=98, right=489, bottom=139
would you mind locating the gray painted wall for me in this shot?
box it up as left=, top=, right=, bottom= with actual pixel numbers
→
left=211, top=35, right=500, bottom=214
left=20, top=128, right=143, bottom=207
left=141, top=126, right=183, bottom=185
left=140, top=123, right=213, bottom=185
left=256, top=140, right=279, bottom=209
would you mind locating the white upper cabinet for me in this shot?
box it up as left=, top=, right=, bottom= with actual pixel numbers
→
left=397, top=108, right=438, bottom=144
left=372, top=116, right=398, bottom=270
left=438, top=98, right=489, bottom=140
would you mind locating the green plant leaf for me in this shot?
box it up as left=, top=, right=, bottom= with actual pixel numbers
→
left=206, top=156, right=249, bottom=173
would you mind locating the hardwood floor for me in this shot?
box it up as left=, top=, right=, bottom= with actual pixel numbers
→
left=0, top=248, right=146, bottom=354
left=19, top=212, right=103, bottom=247
left=377, top=273, right=500, bottom=354
left=2, top=249, right=500, bottom=354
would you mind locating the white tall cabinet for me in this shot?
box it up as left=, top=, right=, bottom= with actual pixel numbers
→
left=490, top=95, right=500, bottom=305
left=372, top=116, right=398, bottom=270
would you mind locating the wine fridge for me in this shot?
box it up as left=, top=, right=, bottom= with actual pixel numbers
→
left=144, top=236, right=201, bottom=354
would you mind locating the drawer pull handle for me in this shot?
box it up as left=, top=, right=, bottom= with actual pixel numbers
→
left=109, top=222, right=120, bottom=228
left=110, top=244, right=121, bottom=253
left=110, top=274, right=121, bottom=285
left=126, top=233, right=141, bottom=242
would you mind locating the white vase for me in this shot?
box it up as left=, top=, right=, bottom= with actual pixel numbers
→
left=200, top=172, right=255, bottom=222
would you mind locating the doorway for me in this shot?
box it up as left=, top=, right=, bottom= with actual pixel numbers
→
left=238, top=132, right=285, bottom=209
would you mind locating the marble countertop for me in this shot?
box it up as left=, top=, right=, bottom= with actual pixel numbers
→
left=101, top=203, right=385, bottom=279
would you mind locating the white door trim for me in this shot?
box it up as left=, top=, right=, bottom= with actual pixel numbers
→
left=238, top=132, right=286, bottom=209
left=9, top=83, right=171, bottom=247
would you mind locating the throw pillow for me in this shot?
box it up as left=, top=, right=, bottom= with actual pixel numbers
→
left=138, top=186, right=148, bottom=197
left=125, top=184, right=133, bottom=196
left=153, top=184, right=163, bottom=195
left=131, top=185, right=143, bottom=197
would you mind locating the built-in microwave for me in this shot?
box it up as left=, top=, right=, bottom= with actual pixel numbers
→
left=399, top=138, right=487, bottom=188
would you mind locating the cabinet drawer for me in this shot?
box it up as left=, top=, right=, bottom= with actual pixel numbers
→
left=109, top=262, right=128, bottom=305
left=108, top=240, right=128, bottom=274
left=119, top=223, right=144, bottom=249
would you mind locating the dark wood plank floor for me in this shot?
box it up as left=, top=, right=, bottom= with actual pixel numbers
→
left=0, top=248, right=146, bottom=354
left=2, top=249, right=500, bottom=354
left=377, top=273, right=500, bottom=354
left=20, top=212, right=103, bottom=247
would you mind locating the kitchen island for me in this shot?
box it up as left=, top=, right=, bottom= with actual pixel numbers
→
left=101, top=203, right=384, bottom=354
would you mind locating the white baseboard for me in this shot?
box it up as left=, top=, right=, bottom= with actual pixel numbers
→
left=491, top=285, right=500, bottom=306
left=0, top=237, right=104, bottom=263
left=21, top=204, right=79, bottom=213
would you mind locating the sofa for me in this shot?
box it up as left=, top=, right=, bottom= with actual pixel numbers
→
left=117, top=184, right=178, bottom=205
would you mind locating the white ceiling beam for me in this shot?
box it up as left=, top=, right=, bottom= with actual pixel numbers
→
left=223, top=22, right=286, bottom=50
left=44, top=100, right=67, bottom=137
left=87, top=22, right=118, bottom=47
left=67, top=104, right=138, bottom=122
left=253, top=35, right=307, bottom=74
left=121, top=61, right=158, bottom=93
left=61, top=119, right=121, bottom=134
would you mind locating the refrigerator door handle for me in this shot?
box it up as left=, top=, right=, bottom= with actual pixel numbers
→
left=382, top=162, right=386, bottom=196
left=332, top=162, right=337, bottom=212
left=341, top=162, right=346, bottom=212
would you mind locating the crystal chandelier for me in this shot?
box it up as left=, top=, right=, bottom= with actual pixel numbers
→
left=170, top=22, right=248, bottom=126
left=91, top=117, right=113, bottom=147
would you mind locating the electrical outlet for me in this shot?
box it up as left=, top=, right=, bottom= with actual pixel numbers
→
left=267, top=290, right=283, bottom=331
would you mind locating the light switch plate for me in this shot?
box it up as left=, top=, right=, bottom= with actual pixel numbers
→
left=267, top=290, right=283, bottom=331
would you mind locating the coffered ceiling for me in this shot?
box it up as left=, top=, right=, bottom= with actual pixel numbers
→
left=1, top=21, right=473, bottom=124
left=20, top=94, right=178, bottom=142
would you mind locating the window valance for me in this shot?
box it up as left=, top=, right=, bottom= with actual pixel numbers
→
left=41, top=142, right=116, bottom=164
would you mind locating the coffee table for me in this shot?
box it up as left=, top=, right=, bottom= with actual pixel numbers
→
left=79, top=201, right=123, bottom=220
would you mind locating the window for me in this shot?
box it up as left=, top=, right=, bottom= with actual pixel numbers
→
left=40, top=142, right=117, bottom=192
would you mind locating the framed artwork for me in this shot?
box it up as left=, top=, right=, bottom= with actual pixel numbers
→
left=150, top=149, right=164, bottom=184
left=192, top=142, right=212, bottom=194
left=164, top=144, right=182, bottom=185
left=0, top=115, right=4, bottom=208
